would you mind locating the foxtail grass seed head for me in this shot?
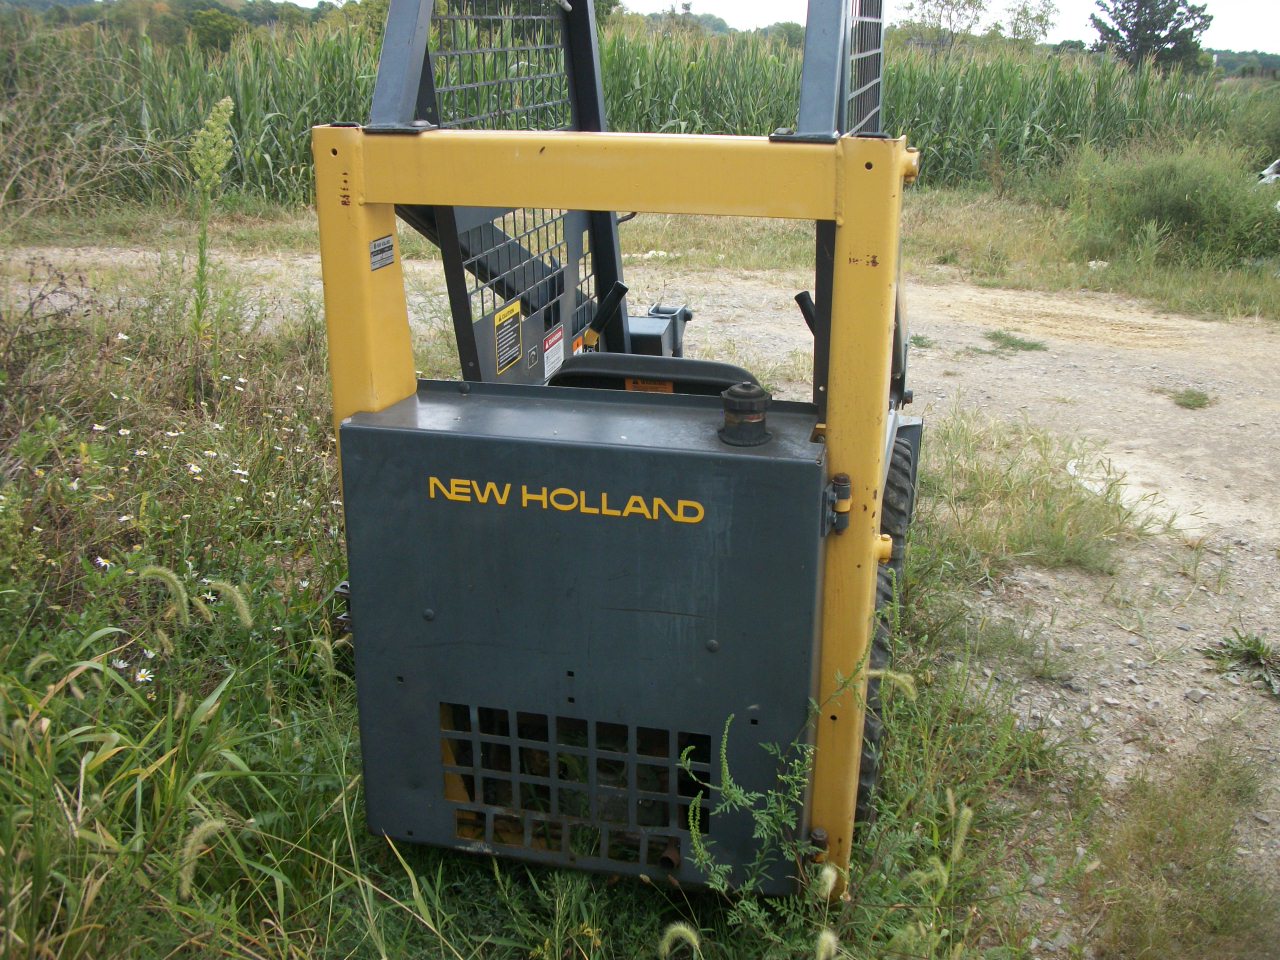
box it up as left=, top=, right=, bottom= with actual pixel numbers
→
left=950, top=804, right=975, bottom=866
left=140, top=566, right=190, bottom=627
left=206, top=580, right=253, bottom=627
left=816, top=863, right=838, bottom=899
left=659, top=922, right=701, bottom=958
left=178, top=817, right=228, bottom=901
left=815, top=929, right=840, bottom=960
left=867, top=667, right=918, bottom=700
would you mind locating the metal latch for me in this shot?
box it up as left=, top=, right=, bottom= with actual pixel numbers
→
left=823, top=473, right=853, bottom=535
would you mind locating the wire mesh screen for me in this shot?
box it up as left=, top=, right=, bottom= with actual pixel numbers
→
left=424, top=0, right=595, bottom=370
left=429, top=3, right=574, bottom=131
left=846, top=0, right=883, bottom=135
left=463, top=208, right=569, bottom=340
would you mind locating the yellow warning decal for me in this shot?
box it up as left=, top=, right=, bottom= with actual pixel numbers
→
left=494, top=301, right=522, bottom=374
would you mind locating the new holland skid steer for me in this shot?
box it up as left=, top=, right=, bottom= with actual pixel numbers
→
left=314, top=0, right=920, bottom=895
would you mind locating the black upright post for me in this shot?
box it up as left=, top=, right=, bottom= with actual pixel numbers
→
left=563, top=3, right=630, bottom=354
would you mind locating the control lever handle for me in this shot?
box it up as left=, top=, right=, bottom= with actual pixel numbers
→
left=794, top=291, right=817, bottom=334
left=583, top=281, right=629, bottom=349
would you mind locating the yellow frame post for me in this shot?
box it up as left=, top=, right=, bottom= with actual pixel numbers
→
left=312, top=124, right=916, bottom=887
left=313, top=126, right=417, bottom=438
left=808, top=137, right=916, bottom=888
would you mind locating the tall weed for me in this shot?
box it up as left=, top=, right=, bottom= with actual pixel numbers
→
left=1043, top=139, right=1280, bottom=264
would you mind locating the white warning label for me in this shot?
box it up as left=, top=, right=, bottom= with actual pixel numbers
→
left=369, top=235, right=395, bottom=271
left=542, top=325, right=565, bottom=380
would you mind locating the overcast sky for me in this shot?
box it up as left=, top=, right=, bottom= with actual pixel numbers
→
left=617, top=1, right=1279, bottom=55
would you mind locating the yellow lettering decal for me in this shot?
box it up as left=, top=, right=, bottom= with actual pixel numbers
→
left=653, top=498, right=679, bottom=522
left=473, top=481, right=511, bottom=505
left=676, top=499, right=705, bottom=524
left=622, top=495, right=654, bottom=520
left=550, top=488, right=578, bottom=512
left=431, top=477, right=704, bottom=524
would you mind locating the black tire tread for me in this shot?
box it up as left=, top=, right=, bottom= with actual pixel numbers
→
left=854, top=436, right=916, bottom=829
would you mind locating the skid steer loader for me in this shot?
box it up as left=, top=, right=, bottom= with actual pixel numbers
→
left=314, top=0, right=920, bottom=895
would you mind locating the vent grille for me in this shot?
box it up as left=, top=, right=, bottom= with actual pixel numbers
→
left=440, top=703, right=712, bottom=867
left=846, top=0, right=884, bottom=135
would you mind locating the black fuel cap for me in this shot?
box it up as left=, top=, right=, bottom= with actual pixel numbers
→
left=719, top=382, right=772, bottom=447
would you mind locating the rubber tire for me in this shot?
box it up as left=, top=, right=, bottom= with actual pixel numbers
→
left=855, top=436, right=917, bottom=829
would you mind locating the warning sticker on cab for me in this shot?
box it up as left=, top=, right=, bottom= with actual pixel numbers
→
left=625, top=378, right=674, bottom=393
left=542, top=325, right=565, bottom=380
left=369, top=235, right=395, bottom=271
left=494, top=301, right=522, bottom=374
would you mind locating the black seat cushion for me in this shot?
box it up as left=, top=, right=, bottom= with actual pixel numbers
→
left=548, top=352, right=757, bottom=397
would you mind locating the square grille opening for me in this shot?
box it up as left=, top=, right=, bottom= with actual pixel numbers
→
left=441, top=702, right=714, bottom=866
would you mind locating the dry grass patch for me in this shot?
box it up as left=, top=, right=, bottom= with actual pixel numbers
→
left=1092, top=743, right=1280, bottom=959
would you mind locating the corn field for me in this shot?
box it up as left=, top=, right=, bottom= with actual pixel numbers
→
left=0, top=15, right=1240, bottom=211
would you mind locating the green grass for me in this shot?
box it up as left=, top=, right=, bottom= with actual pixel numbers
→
left=0, top=250, right=1163, bottom=957
left=911, top=408, right=1154, bottom=587
left=1090, top=743, right=1280, bottom=959
left=1204, top=630, right=1280, bottom=697
left=1171, top=388, right=1213, bottom=410
left=901, top=185, right=1280, bottom=322
left=984, top=329, right=1047, bottom=352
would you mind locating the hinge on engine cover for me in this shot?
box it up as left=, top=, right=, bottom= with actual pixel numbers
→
left=823, top=473, right=853, bottom=536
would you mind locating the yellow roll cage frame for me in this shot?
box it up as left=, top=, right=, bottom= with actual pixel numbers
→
left=313, top=123, right=918, bottom=888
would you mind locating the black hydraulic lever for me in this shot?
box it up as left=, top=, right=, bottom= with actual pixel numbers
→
left=794, top=290, right=817, bottom=334
left=583, top=281, right=629, bottom=349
